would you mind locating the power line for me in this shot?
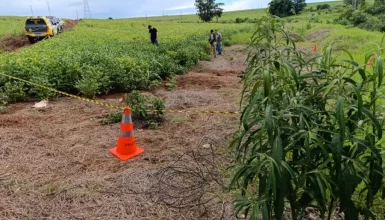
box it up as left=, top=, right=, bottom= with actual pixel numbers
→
left=46, top=0, right=51, bottom=16
left=84, top=0, right=92, bottom=18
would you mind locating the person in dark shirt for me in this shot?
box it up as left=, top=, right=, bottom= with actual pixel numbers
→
left=148, top=25, right=159, bottom=46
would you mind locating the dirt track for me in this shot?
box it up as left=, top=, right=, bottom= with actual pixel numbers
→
left=0, top=45, right=247, bottom=219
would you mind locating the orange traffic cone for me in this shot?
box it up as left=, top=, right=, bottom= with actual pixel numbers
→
left=369, top=52, right=376, bottom=64
left=109, top=107, right=144, bottom=161
left=312, top=44, right=317, bottom=53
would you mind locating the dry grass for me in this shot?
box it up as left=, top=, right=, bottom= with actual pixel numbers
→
left=0, top=45, right=247, bottom=220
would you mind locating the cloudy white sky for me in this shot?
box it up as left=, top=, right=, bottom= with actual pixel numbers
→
left=0, top=0, right=339, bottom=19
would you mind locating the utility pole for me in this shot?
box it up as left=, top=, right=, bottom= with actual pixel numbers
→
left=46, top=0, right=51, bottom=16
left=76, top=11, right=79, bottom=20
left=84, top=0, right=92, bottom=18
left=163, top=8, right=165, bottom=16
left=30, top=5, right=33, bottom=16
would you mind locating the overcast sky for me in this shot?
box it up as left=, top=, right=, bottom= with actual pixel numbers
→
left=0, top=0, right=339, bottom=19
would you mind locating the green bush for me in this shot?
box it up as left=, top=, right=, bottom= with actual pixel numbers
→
left=151, top=96, right=166, bottom=118
left=100, top=112, right=123, bottom=125
left=231, top=14, right=385, bottom=220
left=223, top=41, right=231, bottom=46
left=75, top=65, right=109, bottom=98
left=337, top=3, right=385, bottom=32
left=0, top=90, right=8, bottom=107
left=167, top=76, right=177, bottom=91
left=125, top=90, right=165, bottom=120
left=317, top=3, right=331, bottom=10
left=364, top=4, right=385, bottom=15
left=306, top=21, right=312, bottom=30
left=2, top=81, right=26, bottom=102
left=28, top=76, right=57, bottom=100
left=147, top=120, right=159, bottom=129
left=357, top=16, right=380, bottom=31
left=351, top=11, right=369, bottom=26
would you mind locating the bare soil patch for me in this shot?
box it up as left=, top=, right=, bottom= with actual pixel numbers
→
left=0, top=35, right=30, bottom=52
left=193, top=44, right=247, bottom=75
left=177, top=72, right=240, bottom=90
left=306, top=29, right=333, bottom=42
left=63, top=19, right=79, bottom=31
left=0, top=45, right=246, bottom=219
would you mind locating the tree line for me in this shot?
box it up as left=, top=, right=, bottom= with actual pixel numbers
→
left=194, top=0, right=308, bottom=22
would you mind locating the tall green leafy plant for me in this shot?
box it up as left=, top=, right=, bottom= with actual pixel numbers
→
left=230, top=14, right=385, bottom=220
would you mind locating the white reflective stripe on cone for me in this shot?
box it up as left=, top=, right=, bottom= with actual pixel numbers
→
left=122, top=114, right=132, bottom=124
left=120, top=131, right=135, bottom=138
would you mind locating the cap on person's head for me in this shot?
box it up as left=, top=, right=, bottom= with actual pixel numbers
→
left=148, top=25, right=152, bottom=29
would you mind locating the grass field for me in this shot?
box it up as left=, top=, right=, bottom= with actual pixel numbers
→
left=0, top=16, right=25, bottom=38
left=2, top=0, right=380, bottom=65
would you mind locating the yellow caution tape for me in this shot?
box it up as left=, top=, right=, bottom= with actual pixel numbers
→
left=0, top=72, right=240, bottom=115
left=0, top=72, right=122, bottom=110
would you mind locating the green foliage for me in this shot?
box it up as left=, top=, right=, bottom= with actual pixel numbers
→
left=351, top=11, right=369, bottom=25
left=151, top=96, right=166, bottom=118
left=268, top=0, right=306, bottom=17
left=100, top=112, right=123, bottom=125
left=344, top=0, right=366, bottom=9
left=0, top=90, right=8, bottom=111
left=269, top=0, right=294, bottom=17
left=364, top=3, right=385, bottom=15
left=74, top=65, right=110, bottom=98
left=99, top=91, right=165, bottom=126
left=292, top=0, right=307, bottom=14
left=317, top=4, right=331, bottom=10
left=75, top=77, right=99, bottom=99
left=147, top=120, right=159, bottom=129
left=0, top=19, right=250, bottom=100
left=230, top=14, right=385, bottom=220
left=337, top=1, right=385, bottom=32
left=28, top=76, right=57, bottom=100
left=306, top=21, right=312, bottom=29
left=167, top=76, right=177, bottom=91
left=235, top=17, right=249, bottom=23
left=2, top=81, right=25, bottom=102
left=125, top=90, right=165, bottom=120
left=0, top=16, right=25, bottom=38
left=194, top=0, right=225, bottom=22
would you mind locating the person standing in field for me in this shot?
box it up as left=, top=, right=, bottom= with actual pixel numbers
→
left=148, top=25, right=159, bottom=46
left=215, top=30, right=223, bottom=56
left=209, top=29, right=216, bottom=58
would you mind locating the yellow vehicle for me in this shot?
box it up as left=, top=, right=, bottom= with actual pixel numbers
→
left=25, top=16, right=59, bottom=43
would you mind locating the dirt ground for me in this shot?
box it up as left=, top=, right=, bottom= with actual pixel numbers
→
left=0, top=20, right=78, bottom=52
left=0, top=45, right=247, bottom=219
